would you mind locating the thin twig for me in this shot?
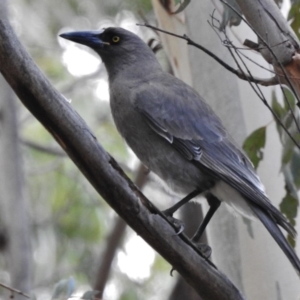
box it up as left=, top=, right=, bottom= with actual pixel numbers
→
left=208, top=14, right=278, bottom=77
left=219, top=0, right=300, bottom=106
left=138, top=23, right=278, bottom=86
left=209, top=10, right=300, bottom=81
left=223, top=31, right=300, bottom=149
left=219, top=0, right=300, bottom=141
left=0, top=282, right=30, bottom=299
left=22, top=139, right=67, bottom=156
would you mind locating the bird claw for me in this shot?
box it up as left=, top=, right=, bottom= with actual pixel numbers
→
left=165, top=215, right=185, bottom=235
left=193, top=242, right=212, bottom=259
left=170, top=267, right=176, bottom=276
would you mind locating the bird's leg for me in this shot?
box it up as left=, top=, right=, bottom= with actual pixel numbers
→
left=163, top=189, right=202, bottom=217
left=162, top=189, right=202, bottom=235
left=192, top=194, right=221, bottom=242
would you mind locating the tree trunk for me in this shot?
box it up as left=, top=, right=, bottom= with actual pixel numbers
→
left=0, top=1, right=32, bottom=298
left=152, top=0, right=245, bottom=292
left=152, top=0, right=300, bottom=298
left=0, top=76, right=32, bottom=299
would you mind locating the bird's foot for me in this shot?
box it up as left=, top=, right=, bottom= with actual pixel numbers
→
left=192, top=242, right=212, bottom=259
left=164, top=215, right=185, bottom=235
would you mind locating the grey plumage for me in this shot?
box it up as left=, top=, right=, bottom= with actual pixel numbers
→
left=60, top=27, right=300, bottom=275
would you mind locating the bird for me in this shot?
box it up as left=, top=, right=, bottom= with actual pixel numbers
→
left=60, top=27, right=300, bottom=275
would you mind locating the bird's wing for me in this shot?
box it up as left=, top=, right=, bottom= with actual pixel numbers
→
left=134, top=79, right=295, bottom=236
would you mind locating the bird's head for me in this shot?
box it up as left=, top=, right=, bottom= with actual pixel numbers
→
left=60, top=27, right=160, bottom=77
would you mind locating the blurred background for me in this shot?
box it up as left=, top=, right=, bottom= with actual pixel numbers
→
left=1, top=0, right=300, bottom=299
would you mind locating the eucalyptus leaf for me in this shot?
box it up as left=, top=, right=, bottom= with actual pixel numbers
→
left=219, top=0, right=242, bottom=30
left=288, top=2, right=300, bottom=39
left=173, top=0, right=191, bottom=14
left=279, top=190, right=298, bottom=227
left=271, top=91, right=285, bottom=139
left=288, top=234, right=296, bottom=248
left=159, top=0, right=191, bottom=14
left=283, top=87, right=296, bottom=111
left=243, top=126, right=266, bottom=169
left=290, top=150, right=300, bottom=188
left=282, top=163, right=299, bottom=200
left=272, top=89, right=300, bottom=234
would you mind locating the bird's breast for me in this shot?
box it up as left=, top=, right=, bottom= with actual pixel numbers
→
left=109, top=86, right=214, bottom=195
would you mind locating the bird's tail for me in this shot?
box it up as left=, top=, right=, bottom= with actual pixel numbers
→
left=249, top=202, right=300, bottom=276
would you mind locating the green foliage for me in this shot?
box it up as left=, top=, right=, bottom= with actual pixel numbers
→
left=50, top=168, right=103, bottom=242
left=280, top=191, right=298, bottom=247
left=244, top=88, right=300, bottom=240
left=126, top=0, right=152, bottom=14
left=288, top=1, right=300, bottom=39
left=219, top=0, right=242, bottom=30
left=272, top=89, right=300, bottom=233
left=159, top=0, right=191, bottom=14
left=173, top=0, right=191, bottom=14
left=242, top=126, right=266, bottom=169
left=36, top=55, right=67, bottom=80
left=280, top=190, right=298, bottom=227
left=120, top=290, right=139, bottom=300
left=152, top=255, right=171, bottom=275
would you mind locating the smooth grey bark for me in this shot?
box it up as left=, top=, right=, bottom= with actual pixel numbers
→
left=0, top=17, right=245, bottom=300
left=234, top=0, right=300, bottom=99
left=185, top=0, right=245, bottom=292
left=0, top=0, right=32, bottom=298
left=0, top=76, right=32, bottom=299
left=235, top=0, right=299, bottom=65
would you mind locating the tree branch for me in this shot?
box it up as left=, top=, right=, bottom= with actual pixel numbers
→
left=0, top=18, right=245, bottom=300
left=0, top=282, right=30, bottom=299
left=139, top=23, right=278, bottom=86
left=21, top=139, right=67, bottom=157
left=93, top=163, right=149, bottom=297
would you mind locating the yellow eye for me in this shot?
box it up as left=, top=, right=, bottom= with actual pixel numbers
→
left=112, top=36, right=120, bottom=43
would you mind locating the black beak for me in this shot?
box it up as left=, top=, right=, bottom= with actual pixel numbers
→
left=59, top=30, right=106, bottom=48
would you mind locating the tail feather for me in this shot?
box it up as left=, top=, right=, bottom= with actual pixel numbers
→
left=249, top=202, right=300, bottom=276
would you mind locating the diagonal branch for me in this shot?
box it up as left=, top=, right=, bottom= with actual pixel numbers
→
left=0, top=18, right=245, bottom=300
left=0, top=282, right=30, bottom=299
left=93, top=163, right=149, bottom=298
